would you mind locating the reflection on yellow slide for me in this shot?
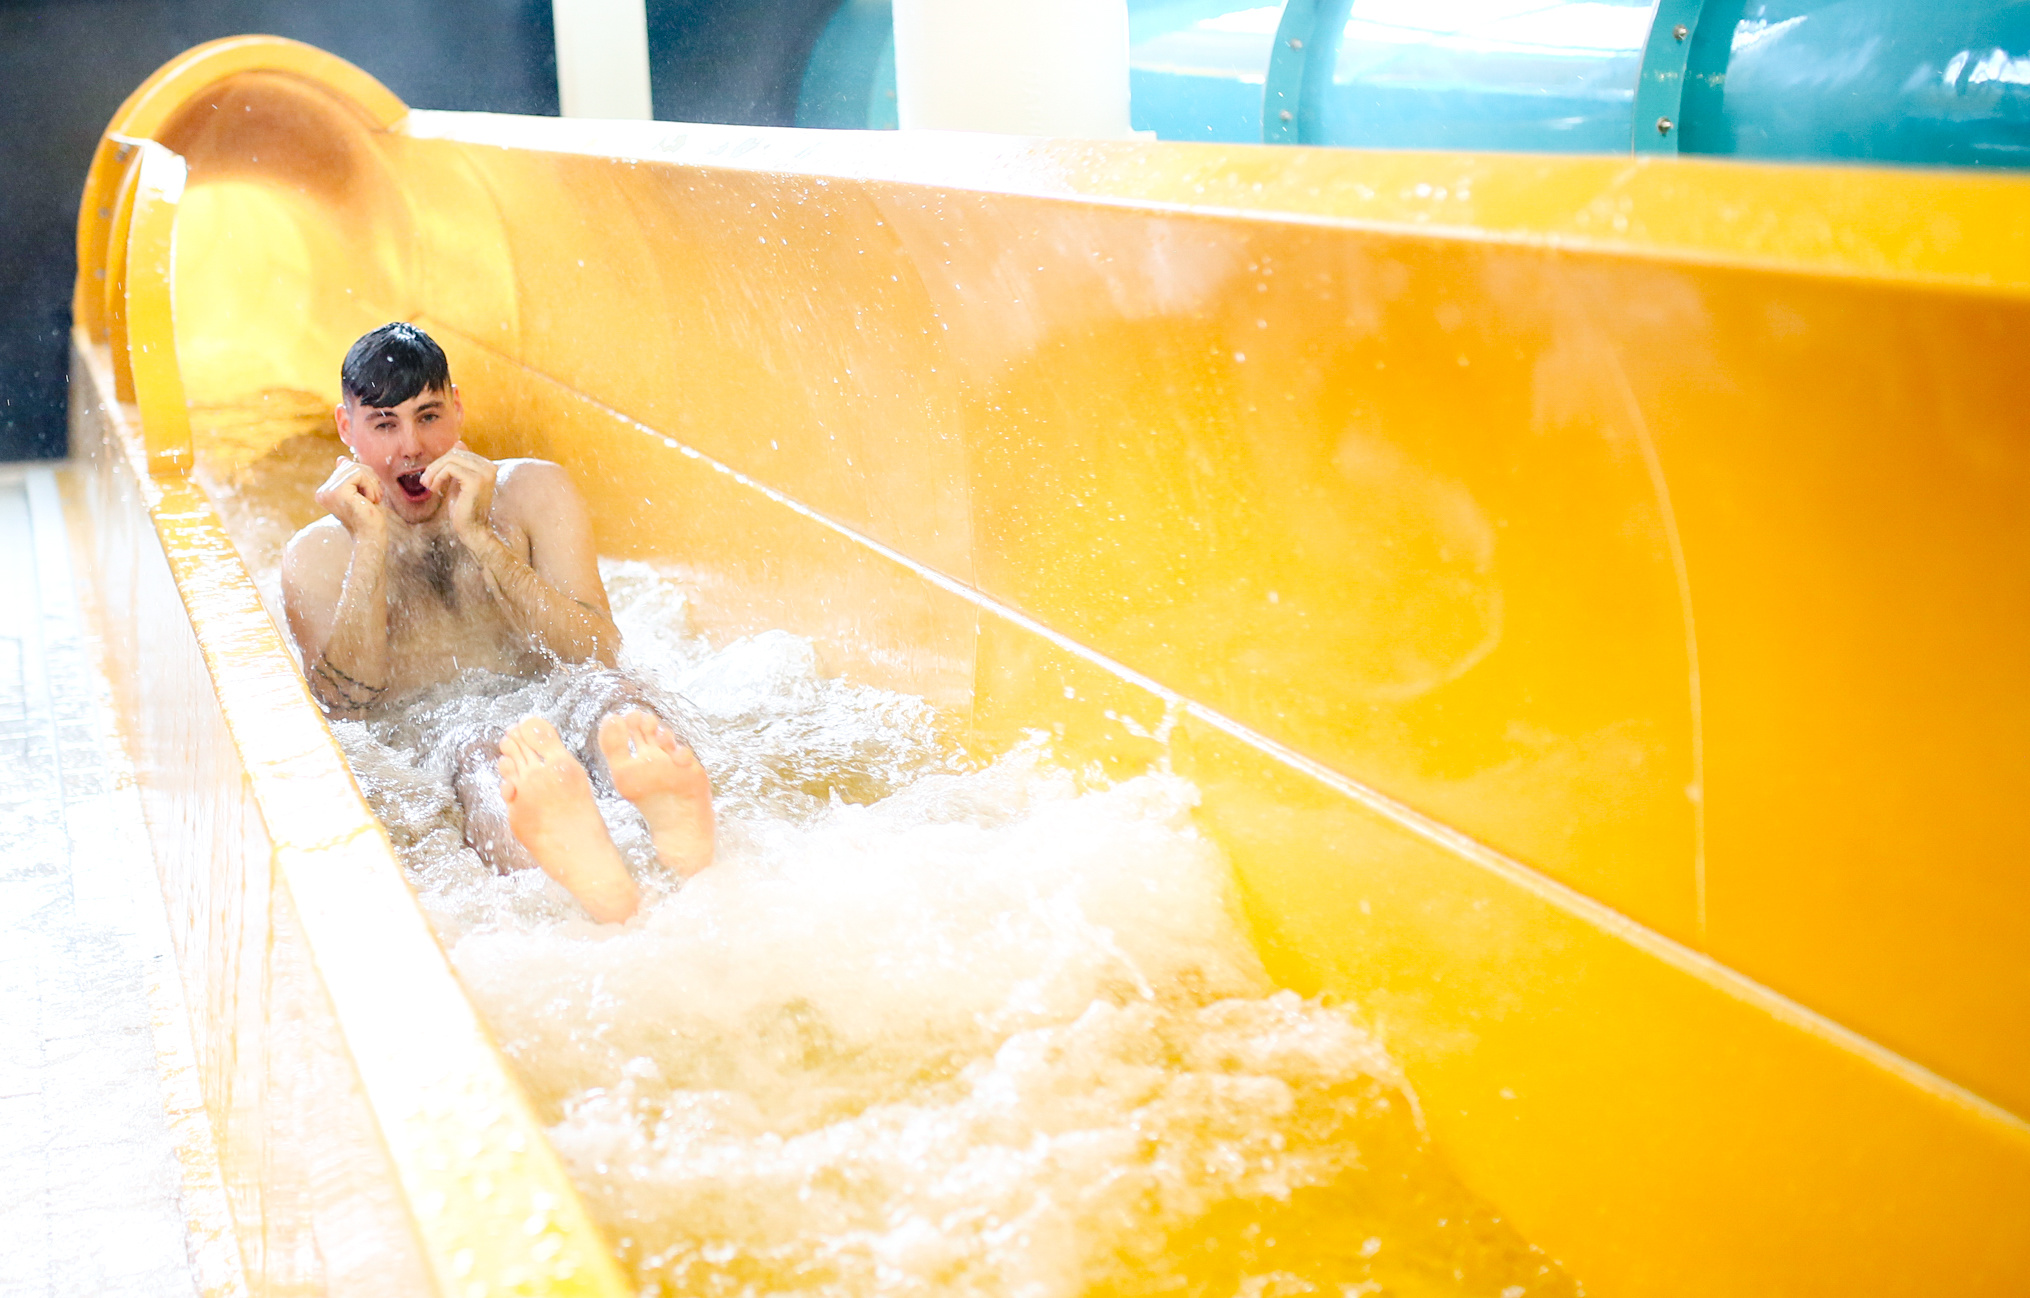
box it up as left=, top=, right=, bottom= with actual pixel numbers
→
left=71, top=35, right=2030, bottom=1298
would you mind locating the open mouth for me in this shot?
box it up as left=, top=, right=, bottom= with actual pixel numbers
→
left=396, top=470, right=430, bottom=502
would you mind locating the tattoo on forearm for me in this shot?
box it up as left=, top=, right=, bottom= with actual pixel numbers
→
left=313, top=658, right=386, bottom=709
left=317, top=657, right=385, bottom=693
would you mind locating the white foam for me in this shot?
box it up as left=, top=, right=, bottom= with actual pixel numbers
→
left=299, top=556, right=1571, bottom=1297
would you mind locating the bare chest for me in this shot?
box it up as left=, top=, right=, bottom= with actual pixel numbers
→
left=382, top=527, right=545, bottom=686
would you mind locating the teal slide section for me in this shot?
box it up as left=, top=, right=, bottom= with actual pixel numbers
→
left=795, top=0, right=2030, bottom=168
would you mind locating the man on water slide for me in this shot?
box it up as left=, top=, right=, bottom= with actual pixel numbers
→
left=280, top=322, right=714, bottom=922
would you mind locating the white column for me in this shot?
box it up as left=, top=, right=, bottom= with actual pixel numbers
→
left=552, top=0, right=655, bottom=119
left=892, top=0, right=1133, bottom=137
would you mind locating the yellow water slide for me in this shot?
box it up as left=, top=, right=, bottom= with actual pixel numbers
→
left=69, top=35, right=2030, bottom=1298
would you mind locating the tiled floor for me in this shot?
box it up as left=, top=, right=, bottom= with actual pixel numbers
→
left=0, top=466, right=226, bottom=1297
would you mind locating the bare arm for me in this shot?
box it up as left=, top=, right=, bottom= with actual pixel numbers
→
left=425, top=451, right=620, bottom=667
left=283, top=461, right=394, bottom=717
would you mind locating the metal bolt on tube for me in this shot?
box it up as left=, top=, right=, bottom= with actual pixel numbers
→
left=1634, top=0, right=1702, bottom=154
left=1263, top=0, right=1325, bottom=144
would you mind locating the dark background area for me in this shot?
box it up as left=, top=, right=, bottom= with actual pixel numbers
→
left=0, top=0, right=838, bottom=461
left=646, top=0, right=836, bottom=127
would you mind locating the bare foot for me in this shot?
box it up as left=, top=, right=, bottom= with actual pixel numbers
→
left=498, top=716, right=640, bottom=923
left=599, top=709, right=716, bottom=879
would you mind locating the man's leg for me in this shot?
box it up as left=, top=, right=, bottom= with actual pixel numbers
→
left=455, top=733, right=544, bottom=869
left=460, top=717, right=640, bottom=923
left=591, top=708, right=716, bottom=879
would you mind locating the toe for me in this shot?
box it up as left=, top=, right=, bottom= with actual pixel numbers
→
left=598, top=714, right=633, bottom=761
left=505, top=731, right=539, bottom=768
left=630, top=712, right=678, bottom=757
left=518, top=716, right=565, bottom=759
left=496, top=737, right=524, bottom=790
left=522, top=715, right=556, bottom=741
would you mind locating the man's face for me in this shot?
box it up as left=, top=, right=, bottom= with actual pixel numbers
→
left=335, top=384, right=464, bottom=523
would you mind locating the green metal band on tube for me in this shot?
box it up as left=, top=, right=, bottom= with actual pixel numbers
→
left=1635, top=0, right=1706, bottom=154
left=1263, top=0, right=1322, bottom=144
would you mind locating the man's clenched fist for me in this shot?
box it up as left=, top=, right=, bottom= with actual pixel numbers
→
left=315, top=456, right=386, bottom=542
left=421, top=441, right=500, bottom=550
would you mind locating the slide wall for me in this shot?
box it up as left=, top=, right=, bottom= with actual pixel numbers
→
left=71, top=36, right=2030, bottom=1297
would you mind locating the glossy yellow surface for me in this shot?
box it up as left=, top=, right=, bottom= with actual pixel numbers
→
left=69, top=40, right=629, bottom=1298
left=73, top=35, right=2030, bottom=1297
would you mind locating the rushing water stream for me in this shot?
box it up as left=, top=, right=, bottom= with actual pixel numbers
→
left=198, top=407, right=1579, bottom=1298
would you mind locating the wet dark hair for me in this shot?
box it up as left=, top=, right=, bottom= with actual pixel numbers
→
left=340, top=322, right=451, bottom=408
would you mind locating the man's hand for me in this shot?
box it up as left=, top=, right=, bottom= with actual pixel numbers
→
left=421, top=441, right=500, bottom=549
left=314, top=457, right=386, bottom=543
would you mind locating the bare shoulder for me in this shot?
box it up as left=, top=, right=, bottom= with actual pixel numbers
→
left=492, top=457, right=592, bottom=538
left=493, top=457, right=582, bottom=510
left=488, top=456, right=606, bottom=603
left=280, top=516, right=353, bottom=654
left=281, top=516, right=351, bottom=595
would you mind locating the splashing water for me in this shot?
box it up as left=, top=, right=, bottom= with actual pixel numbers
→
left=198, top=416, right=1579, bottom=1298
